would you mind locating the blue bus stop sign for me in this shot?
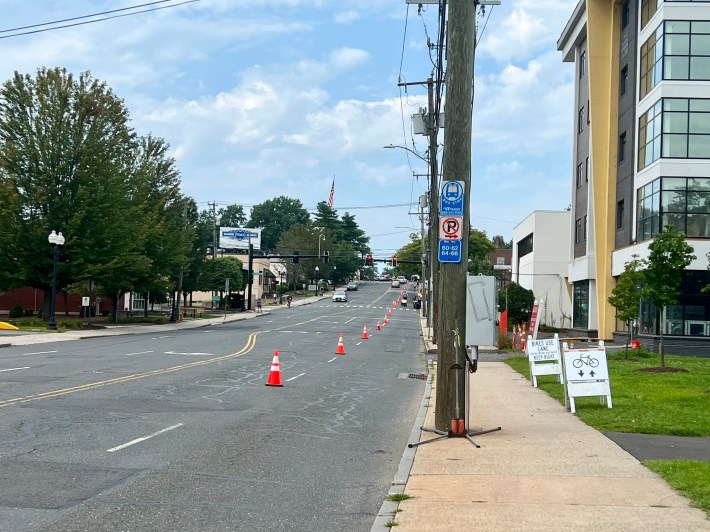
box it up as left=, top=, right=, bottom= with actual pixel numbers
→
left=439, top=181, right=465, bottom=216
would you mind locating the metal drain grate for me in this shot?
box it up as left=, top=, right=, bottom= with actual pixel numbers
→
left=397, top=372, right=428, bottom=380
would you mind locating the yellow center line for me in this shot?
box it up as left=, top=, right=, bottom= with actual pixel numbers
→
left=0, top=332, right=260, bottom=409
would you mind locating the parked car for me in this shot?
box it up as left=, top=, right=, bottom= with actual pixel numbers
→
left=347, top=282, right=358, bottom=291
left=332, top=291, right=348, bottom=302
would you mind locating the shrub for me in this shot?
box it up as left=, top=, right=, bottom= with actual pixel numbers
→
left=8, top=303, right=24, bottom=318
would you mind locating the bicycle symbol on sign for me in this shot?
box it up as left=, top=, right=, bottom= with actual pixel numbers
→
left=572, top=353, right=599, bottom=369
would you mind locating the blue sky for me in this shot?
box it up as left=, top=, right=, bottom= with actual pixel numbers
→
left=0, top=0, right=577, bottom=256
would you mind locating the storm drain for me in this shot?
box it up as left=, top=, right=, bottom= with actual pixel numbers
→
left=398, top=373, right=428, bottom=380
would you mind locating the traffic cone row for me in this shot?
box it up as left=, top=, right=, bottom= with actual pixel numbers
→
left=267, top=317, right=396, bottom=387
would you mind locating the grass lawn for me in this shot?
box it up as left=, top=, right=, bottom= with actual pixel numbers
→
left=644, top=460, right=710, bottom=516
left=504, top=351, right=710, bottom=436
left=504, top=351, right=710, bottom=516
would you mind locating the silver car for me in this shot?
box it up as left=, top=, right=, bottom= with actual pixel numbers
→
left=332, top=291, right=348, bottom=302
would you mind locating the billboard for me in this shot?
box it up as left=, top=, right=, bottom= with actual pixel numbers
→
left=219, top=228, right=262, bottom=250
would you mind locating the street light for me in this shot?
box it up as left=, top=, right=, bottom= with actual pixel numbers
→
left=47, top=230, right=65, bottom=330
left=315, top=266, right=320, bottom=296
left=333, top=265, right=337, bottom=290
left=318, top=233, right=325, bottom=259
left=383, top=144, right=429, bottom=163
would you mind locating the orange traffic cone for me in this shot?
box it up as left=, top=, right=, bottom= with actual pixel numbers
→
left=335, top=333, right=345, bottom=355
left=392, top=301, right=396, bottom=308
left=376, top=321, right=381, bottom=331
left=383, top=316, right=388, bottom=325
left=265, top=350, right=283, bottom=387
left=361, top=325, right=369, bottom=339
left=387, top=308, right=392, bottom=316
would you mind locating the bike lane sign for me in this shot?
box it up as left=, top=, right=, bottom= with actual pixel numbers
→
left=526, top=334, right=562, bottom=388
left=561, top=341, right=612, bottom=414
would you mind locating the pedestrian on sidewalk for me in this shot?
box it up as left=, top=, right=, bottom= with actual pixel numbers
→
left=256, top=299, right=262, bottom=313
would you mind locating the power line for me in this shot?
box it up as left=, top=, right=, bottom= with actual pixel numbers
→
left=0, top=0, right=200, bottom=39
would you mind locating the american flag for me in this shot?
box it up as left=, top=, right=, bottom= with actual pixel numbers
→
left=327, top=179, right=335, bottom=207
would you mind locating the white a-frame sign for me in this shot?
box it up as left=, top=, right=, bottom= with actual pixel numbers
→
left=526, top=333, right=563, bottom=387
left=562, top=341, right=613, bottom=414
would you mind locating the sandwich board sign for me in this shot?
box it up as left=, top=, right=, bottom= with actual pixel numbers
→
left=526, top=333, right=563, bottom=387
left=561, top=341, right=612, bottom=414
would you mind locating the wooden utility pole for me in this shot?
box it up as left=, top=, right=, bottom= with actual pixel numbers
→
left=435, top=0, right=476, bottom=431
left=428, top=77, right=440, bottom=347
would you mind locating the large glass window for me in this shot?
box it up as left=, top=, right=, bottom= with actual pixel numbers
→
left=640, top=0, right=661, bottom=31
left=639, top=271, right=710, bottom=336
left=573, top=281, right=590, bottom=329
left=639, top=98, right=710, bottom=169
left=637, top=177, right=710, bottom=241
left=517, top=233, right=533, bottom=258
left=641, top=21, right=710, bottom=99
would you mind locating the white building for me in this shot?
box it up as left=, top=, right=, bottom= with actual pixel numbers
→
left=511, top=210, right=573, bottom=329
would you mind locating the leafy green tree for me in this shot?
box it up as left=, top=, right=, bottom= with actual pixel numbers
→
left=640, top=226, right=695, bottom=366
left=0, top=67, right=142, bottom=321
left=468, top=228, right=495, bottom=275
left=394, top=233, right=423, bottom=279
left=247, top=196, right=310, bottom=251
left=218, top=204, right=247, bottom=227
left=608, top=256, right=644, bottom=358
left=212, top=257, right=243, bottom=307
left=499, top=282, right=535, bottom=326
left=277, top=222, right=336, bottom=288
left=340, top=212, right=370, bottom=254
left=313, top=201, right=342, bottom=238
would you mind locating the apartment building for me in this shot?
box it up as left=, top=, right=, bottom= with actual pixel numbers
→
left=558, top=0, right=710, bottom=353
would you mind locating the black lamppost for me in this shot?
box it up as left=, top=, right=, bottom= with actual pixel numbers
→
left=47, top=230, right=65, bottom=330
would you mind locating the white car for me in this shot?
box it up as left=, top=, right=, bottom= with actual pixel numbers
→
left=397, top=276, right=408, bottom=286
left=332, top=291, right=348, bottom=302
left=390, top=280, right=400, bottom=288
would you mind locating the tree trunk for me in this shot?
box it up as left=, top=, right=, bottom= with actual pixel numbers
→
left=111, top=292, right=119, bottom=323
left=63, top=291, right=69, bottom=316
left=625, top=320, right=630, bottom=360
left=659, top=308, right=666, bottom=367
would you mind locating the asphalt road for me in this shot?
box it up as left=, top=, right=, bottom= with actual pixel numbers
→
left=0, top=282, right=427, bottom=531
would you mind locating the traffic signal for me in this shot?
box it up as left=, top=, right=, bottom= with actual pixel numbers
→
left=365, top=254, right=373, bottom=266
left=323, top=250, right=330, bottom=264
left=293, top=251, right=300, bottom=264
left=392, top=256, right=397, bottom=267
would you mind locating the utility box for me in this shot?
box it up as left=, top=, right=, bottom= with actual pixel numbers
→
left=465, top=275, right=497, bottom=346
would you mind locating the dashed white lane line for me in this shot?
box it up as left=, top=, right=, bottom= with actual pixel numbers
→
left=286, top=372, right=306, bottom=382
left=107, top=423, right=184, bottom=453
left=328, top=357, right=338, bottom=362
left=356, top=341, right=362, bottom=346
left=344, top=317, right=357, bottom=325
left=23, top=350, right=57, bottom=356
left=0, top=367, right=30, bottom=373
left=125, top=350, right=154, bottom=356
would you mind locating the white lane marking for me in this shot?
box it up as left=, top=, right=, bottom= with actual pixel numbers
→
left=0, top=367, right=30, bottom=373
left=286, top=372, right=306, bottom=382
left=203, top=330, right=214, bottom=333
left=107, top=423, right=184, bottom=453
left=356, top=341, right=362, bottom=346
left=164, top=351, right=214, bottom=356
left=152, top=336, right=174, bottom=339
left=125, top=350, right=154, bottom=357
left=23, top=350, right=57, bottom=356
left=344, top=317, right=357, bottom=325
left=328, top=357, right=338, bottom=363
left=277, top=331, right=308, bottom=334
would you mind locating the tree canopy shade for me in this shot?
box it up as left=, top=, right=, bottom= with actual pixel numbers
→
left=247, top=196, right=310, bottom=251
left=394, top=233, right=423, bottom=279
left=218, top=204, right=247, bottom=227
left=468, top=228, right=496, bottom=275
left=0, top=67, right=197, bottom=321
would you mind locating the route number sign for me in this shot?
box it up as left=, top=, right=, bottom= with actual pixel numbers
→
left=438, top=240, right=462, bottom=263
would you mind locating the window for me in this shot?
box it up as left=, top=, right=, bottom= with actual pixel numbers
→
left=583, top=215, right=588, bottom=240
left=636, top=176, right=710, bottom=241
left=573, top=281, right=590, bottom=329
left=496, top=256, right=505, bottom=265
left=617, top=199, right=625, bottom=229
left=586, top=157, right=590, bottom=182
left=641, top=271, right=710, bottom=336
left=576, top=163, right=584, bottom=188
left=641, top=21, right=710, bottom=99
left=517, top=233, right=533, bottom=258
left=620, top=65, right=628, bottom=97
left=619, top=132, right=627, bottom=163
left=575, top=218, right=582, bottom=244
left=640, top=0, right=660, bottom=31
left=638, top=100, right=663, bottom=169
left=622, top=0, right=630, bottom=30
left=580, top=50, right=586, bottom=79
left=578, top=107, right=585, bottom=134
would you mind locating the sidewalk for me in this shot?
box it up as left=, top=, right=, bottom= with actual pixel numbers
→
left=373, top=344, right=710, bottom=529
left=0, top=294, right=329, bottom=348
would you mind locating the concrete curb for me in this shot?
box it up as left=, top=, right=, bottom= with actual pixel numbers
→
left=371, top=368, right=433, bottom=531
